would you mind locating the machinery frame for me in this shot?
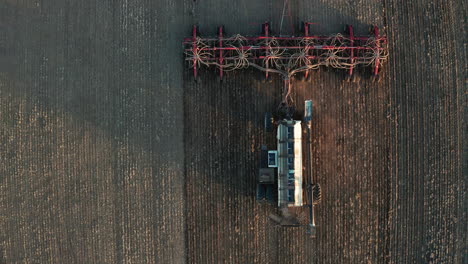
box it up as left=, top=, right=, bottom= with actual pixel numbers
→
left=184, top=22, right=387, bottom=82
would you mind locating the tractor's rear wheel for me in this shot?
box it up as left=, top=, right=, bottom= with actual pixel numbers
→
left=256, top=184, right=266, bottom=201
left=312, top=183, right=321, bottom=205
left=265, top=185, right=274, bottom=203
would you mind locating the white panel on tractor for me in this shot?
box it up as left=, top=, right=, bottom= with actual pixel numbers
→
left=293, top=121, right=303, bottom=206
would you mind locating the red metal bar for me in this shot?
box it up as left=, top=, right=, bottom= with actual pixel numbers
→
left=263, top=22, right=270, bottom=80
left=185, top=55, right=378, bottom=62
left=185, top=55, right=321, bottom=61
left=184, top=46, right=384, bottom=52
left=348, top=25, right=355, bottom=76
left=185, top=55, right=377, bottom=62
left=218, top=26, right=224, bottom=80
left=183, top=35, right=384, bottom=43
left=304, top=22, right=310, bottom=79
left=192, top=25, right=198, bottom=79
left=183, top=23, right=387, bottom=80
left=373, top=26, right=380, bottom=76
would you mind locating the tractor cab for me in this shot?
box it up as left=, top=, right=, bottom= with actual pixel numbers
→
left=257, top=119, right=303, bottom=207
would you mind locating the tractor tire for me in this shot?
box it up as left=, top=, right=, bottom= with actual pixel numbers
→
left=217, top=74, right=224, bottom=83
left=265, top=185, right=274, bottom=203
left=312, top=183, right=321, bottom=205
left=256, top=184, right=266, bottom=201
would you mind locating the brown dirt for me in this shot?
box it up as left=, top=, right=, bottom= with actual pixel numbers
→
left=0, top=0, right=466, bottom=263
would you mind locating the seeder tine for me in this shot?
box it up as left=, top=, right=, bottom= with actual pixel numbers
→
left=373, top=25, right=381, bottom=76
left=262, top=22, right=270, bottom=81
left=262, top=22, right=270, bottom=37
left=302, top=22, right=311, bottom=79
left=218, top=25, right=225, bottom=82
left=304, top=70, right=309, bottom=81
left=192, top=25, right=199, bottom=80
left=303, top=22, right=310, bottom=36
left=183, top=22, right=387, bottom=83
left=347, top=24, right=355, bottom=78
left=373, top=25, right=380, bottom=36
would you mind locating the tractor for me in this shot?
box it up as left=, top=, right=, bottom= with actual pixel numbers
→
left=257, top=100, right=321, bottom=235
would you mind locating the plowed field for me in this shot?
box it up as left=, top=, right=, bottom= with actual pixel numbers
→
left=0, top=0, right=465, bottom=263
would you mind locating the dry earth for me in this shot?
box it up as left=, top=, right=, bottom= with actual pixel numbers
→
left=0, top=0, right=466, bottom=263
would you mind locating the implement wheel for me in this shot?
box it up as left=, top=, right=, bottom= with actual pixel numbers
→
left=372, top=74, right=381, bottom=83
left=312, top=183, right=321, bottom=205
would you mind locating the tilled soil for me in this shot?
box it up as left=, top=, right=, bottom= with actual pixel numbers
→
left=0, top=0, right=466, bottom=263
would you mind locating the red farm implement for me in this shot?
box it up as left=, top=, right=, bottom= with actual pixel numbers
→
left=183, top=22, right=387, bottom=110
left=183, top=22, right=387, bottom=82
